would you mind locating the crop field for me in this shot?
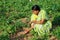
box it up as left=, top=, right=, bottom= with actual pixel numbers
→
left=0, top=0, right=60, bottom=40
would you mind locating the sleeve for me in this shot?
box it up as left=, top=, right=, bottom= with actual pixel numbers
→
left=31, top=15, right=35, bottom=21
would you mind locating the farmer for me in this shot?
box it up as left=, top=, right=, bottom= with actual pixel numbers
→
left=21, top=5, right=52, bottom=38
left=28, top=5, right=52, bottom=37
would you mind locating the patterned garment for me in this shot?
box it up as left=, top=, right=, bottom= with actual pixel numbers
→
left=31, top=13, right=38, bottom=21
left=34, top=10, right=52, bottom=37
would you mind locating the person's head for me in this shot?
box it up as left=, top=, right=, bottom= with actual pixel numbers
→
left=32, top=5, right=40, bottom=15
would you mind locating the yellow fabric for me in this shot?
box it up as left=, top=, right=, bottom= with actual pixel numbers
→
left=31, top=14, right=38, bottom=21
left=37, top=10, right=48, bottom=21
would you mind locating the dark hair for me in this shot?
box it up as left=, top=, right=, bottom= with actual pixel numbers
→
left=32, top=5, right=40, bottom=11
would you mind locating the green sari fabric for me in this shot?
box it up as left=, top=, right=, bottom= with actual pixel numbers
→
left=34, top=10, right=52, bottom=37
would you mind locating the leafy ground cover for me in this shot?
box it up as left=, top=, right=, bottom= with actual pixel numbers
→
left=0, top=0, right=60, bottom=40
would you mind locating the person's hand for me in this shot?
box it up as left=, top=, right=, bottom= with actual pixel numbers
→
left=24, top=29, right=30, bottom=34
left=31, top=25, right=34, bottom=28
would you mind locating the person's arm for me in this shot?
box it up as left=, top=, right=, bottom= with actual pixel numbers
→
left=24, top=19, right=47, bottom=34
left=38, top=19, right=47, bottom=24
left=30, top=19, right=46, bottom=24
left=39, top=19, right=45, bottom=24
